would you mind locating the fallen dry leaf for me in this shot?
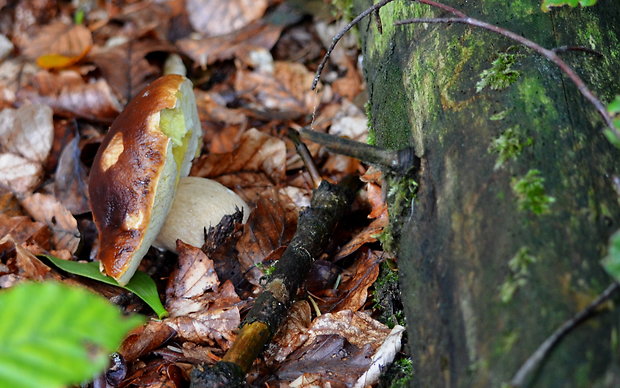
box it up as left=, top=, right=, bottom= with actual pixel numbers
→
left=180, top=342, right=222, bottom=364
left=0, top=104, right=53, bottom=162
left=186, top=0, right=268, bottom=36
left=166, top=242, right=220, bottom=317
left=119, top=320, right=177, bottom=362
left=22, top=22, right=92, bottom=69
left=0, top=104, right=53, bottom=192
left=89, top=40, right=171, bottom=103
left=20, top=70, right=122, bottom=122
left=335, top=183, right=388, bottom=260
left=0, top=213, right=49, bottom=246
left=0, top=153, right=44, bottom=193
left=235, top=61, right=319, bottom=119
left=236, top=188, right=298, bottom=285
left=54, top=136, right=90, bottom=215
left=320, top=250, right=380, bottom=313
left=20, top=193, right=80, bottom=253
left=178, top=22, right=282, bottom=68
left=276, top=335, right=374, bottom=387
left=191, top=128, right=287, bottom=183
left=264, top=300, right=312, bottom=364
left=165, top=304, right=240, bottom=349
left=0, top=235, right=52, bottom=287
left=121, top=359, right=184, bottom=388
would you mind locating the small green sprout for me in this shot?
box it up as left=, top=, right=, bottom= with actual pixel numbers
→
left=476, top=52, right=522, bottom=93
left=489, top=126, right=533, bottom=169
left=512, top=169, right=556, bottom=215
left=499, top=247, right=538, bottom=303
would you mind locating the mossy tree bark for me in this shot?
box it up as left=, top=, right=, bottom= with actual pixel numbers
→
left=353, top=0, right=620, bottom=386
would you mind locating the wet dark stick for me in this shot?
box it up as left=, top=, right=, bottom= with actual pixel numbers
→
left=300, top=128, right=418, bottom=175
left=190, top=177, right=361, bottom=388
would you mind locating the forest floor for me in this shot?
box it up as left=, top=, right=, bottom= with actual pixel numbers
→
left=0, top=0, right=411, bottom=387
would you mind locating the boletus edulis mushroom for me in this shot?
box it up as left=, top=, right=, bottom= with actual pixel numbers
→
left=89, top=74, right=249, bottom=285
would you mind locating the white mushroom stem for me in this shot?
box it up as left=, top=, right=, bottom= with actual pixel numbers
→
left=154, top=176, right=250, bottom=253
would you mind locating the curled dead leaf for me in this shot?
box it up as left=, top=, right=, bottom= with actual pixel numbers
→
left=0, top=104, right=53, bottom=192
left=234, top=62, right=319, bottom=119
left=22, top=22, right=92, bottom=69
left=20, top=193, right=80, bottom=253
left=187, top=0, right=268, bottom=36
left=21, top=70, right=122, bottom=122
left=236, top=189, right=298, bottom=285
left=166, top=242, right=220, bottom=317
left=54, top=136, right=90, bottom=215
left=119, top=320, right=177, bottom=362
left=178, top=22, right=282, bottom=68
left=191, top=128, right=287, bottom=183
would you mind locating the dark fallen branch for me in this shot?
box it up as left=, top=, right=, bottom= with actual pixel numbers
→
left=510, top=281, right=620, bottom=387
left=299, top=128, right=419, bottom=175
left=190, top=176, right=361, bottom=388
left=396, top=3, right=618, bottom=136
left=312, top=0, right=397, bottom=90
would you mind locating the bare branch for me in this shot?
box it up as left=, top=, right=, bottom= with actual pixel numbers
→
left=510, top=282, right=620, bottom=387
left=312, top=0, right=397, bottom=90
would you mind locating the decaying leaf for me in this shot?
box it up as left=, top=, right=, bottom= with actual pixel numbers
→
left=192, top=128, right=287, bottom=183
left=269, top=309, right=394, bottom=386
left=178, top=22, right=282, bottom=68
left=321, top=250, right=381, bottom=313
left=0, top=104, right=53, bottom=192
left=236, top=189, right=298, bottom=285
left=0, top=235, right=52, bottom=287
left=121, top=359, right=184, bottom=388
left=89, top=40, right=171, bottom=103
left=166, top=242, right=220, bottom=317
left=265, top=300, right=312, bottom=364
left=0, top=154, right=43, bottom=193
left=0, top=213, right=49, bottom=247
left=20, top=193, right=80, bottom=253
left=234, top=61, right=319, bottom=119
left=335, top=182, right=388, bottom=259
left=22, top=22, right=92, bottom=69
left=119, top=320, right=177, bottom=362
left=187, top=0, right=268, bottom=36
left=20, top=70, right=122, bottom=122
left=54, top=136, right=90, bottom=215
left=164, top=281, right=241, bottom=349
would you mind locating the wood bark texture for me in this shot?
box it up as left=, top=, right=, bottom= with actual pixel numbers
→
left=353, top=0, right=620, bottom=386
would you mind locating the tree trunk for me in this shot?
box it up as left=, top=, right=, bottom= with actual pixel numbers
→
left=353, top=0, right=620, bottom=386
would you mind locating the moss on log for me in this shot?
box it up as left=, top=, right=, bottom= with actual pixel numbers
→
left=353, top=0, right=620, bottom=386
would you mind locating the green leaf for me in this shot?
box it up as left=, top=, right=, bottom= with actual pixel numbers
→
left=0, top=281, right=143, bottom=388
left=541, top=0, right=597, bottom=12
left=41, top=255, right=168, bottom=319
left=602, top=230, right=620, bottom=282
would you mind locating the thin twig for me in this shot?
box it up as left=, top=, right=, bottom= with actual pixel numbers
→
left=288, top=127, right=323, bottom=189
left=416, top=0, right=466, bottom=17
left=312, top=0, right=397, bottom=90
left=394, top=16, right=618, bottom=135
left=552, top=45, right=604, bottom=58
left=510, top=282, right=620, bottom=387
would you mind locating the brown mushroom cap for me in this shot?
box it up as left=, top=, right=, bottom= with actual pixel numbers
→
left=89, top=74, right=201, bottom=285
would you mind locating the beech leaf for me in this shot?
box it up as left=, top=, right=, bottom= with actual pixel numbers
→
left=40, top=255, right=168, bottom=319
left=0, top=281, right=143, bottom=388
